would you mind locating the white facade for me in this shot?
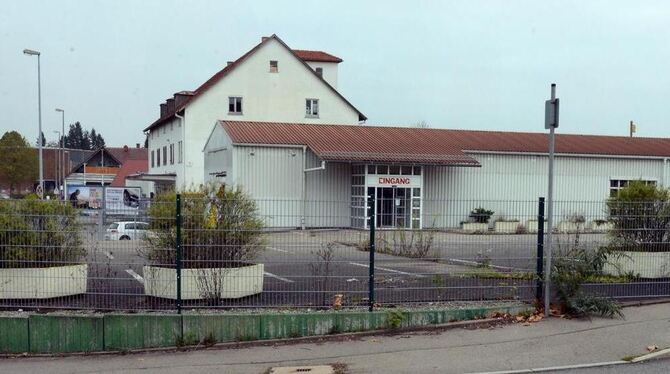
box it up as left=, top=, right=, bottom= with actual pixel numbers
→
left=147, top=37, right=363, bottom=189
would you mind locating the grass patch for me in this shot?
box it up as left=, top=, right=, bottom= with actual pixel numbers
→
left=457, top=270, right=535, bottom=280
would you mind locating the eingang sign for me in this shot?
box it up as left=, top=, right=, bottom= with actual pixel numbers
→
left=366, top=175, right=421, bottom=187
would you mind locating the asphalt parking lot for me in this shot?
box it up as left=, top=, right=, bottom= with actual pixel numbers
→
left=4, top=225, right=667, bottom=311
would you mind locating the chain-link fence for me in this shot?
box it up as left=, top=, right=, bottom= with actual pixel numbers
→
left=1, top=196, right=669, bottom=312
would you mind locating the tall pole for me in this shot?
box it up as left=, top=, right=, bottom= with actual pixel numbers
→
left=38, top=54, right=43, bottom=197
left=60, top=110, right=65, bottom=196
left=544, top=83, right=556, bottom=317
left=24, top=49, right=44, bottom=197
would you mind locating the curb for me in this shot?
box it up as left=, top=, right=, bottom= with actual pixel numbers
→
left=631, top=347, right=670, bottom=363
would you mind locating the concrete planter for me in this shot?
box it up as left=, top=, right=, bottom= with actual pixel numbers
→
left=143, top=263, right=264, bottom=300
left=526, top=220, right=547, bottom=233
left=589, top=221, right=614, bottom=232
left=0, top=264, right=88, bottom=299
left=556, top=221, right=586, bottom=233
left=462, top=222, right=489, bottom=233
left=494, top=221, right=520, bottom=234
left=604, top=251, right=670, bottom=279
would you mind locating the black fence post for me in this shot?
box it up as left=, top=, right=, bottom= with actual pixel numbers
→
left=368, top=194, right=376, bottom=312
left=176, top=193, right=182, bottom=314
left=536, top=197, right=545, bottom=302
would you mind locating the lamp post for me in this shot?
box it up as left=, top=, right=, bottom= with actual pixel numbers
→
left=55, top=108, right=65, bottom=197
left=52, top=130, right=61, bottom=195
left=23, top=48, right=43, bottom=198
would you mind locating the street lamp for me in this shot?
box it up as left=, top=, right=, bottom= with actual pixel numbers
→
left=55, top=108, right=65, bottom=197
left=23, top=48, right=44, bottom=198
left=52, top=130, right=61, bottom=194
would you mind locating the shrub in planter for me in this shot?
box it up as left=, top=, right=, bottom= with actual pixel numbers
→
left=469, top=207, right=494, bottom=224
left=0, top=198, right=87, bottom=298
left=141, top=185, right=266, bottom=301
left=604, top=182, right=670, bottom=277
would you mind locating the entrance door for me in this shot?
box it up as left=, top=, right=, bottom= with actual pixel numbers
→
left=375, top=187, right=412, bottom=228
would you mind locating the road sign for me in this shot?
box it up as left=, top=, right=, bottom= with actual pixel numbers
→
left=545, top=98, right=559, bottom=129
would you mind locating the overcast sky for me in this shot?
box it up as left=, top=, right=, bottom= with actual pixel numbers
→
left=1, top=1, right=669, bottom=146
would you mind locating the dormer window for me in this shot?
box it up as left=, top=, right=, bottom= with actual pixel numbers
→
left=270, top=60, right=278, bottom=73
left=315, top=67, right=323, bottom=77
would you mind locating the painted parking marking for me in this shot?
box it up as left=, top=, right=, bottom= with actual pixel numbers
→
left=125, top=269, right=144, bottom=285
left=264, top=271, right=294, bottom=283
left=267, top=246, right=294, bottom=254
left=348, top=262, right=425, bottom=278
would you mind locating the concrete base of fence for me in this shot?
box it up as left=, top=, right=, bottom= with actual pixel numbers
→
left=604, top=251, right=670, bottom=278
left=143, top=263, right=264, bottom=300
left=0, top=264, right=88, bottom=299
left=0, top=303, right=532, bottom=354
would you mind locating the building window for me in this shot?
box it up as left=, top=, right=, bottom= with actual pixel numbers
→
left=163, top=146, right=167, bottom=166
left=270, top=60, right=278, bottom=73
left=315, top=67, right=323, bottom=77
left=305, top=99, right=319, bottom=117
left=151, top=150, right=155, bottom=168
left=169, top=144, right=174, bottom=165
left=178, top=141, right=183, bottom=164
left=228, top=97, right=243, bottom=114
left=609, top=179, right=656, bottom=197
left=157, top=148, right=161, bottom=167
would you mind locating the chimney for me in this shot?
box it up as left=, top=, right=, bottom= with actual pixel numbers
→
left=261, top=36, right=269, bottom=42
left=160, top=103, right=167, bottom=118
left=174, top=92, right=192, bottom=108
left=136, top=143, right=140, bottom=149
left=166, top=98, right=175, bottom=114
left=123, top=145, right=129, bottom=152
left=226, top=61, right=234, bottom=66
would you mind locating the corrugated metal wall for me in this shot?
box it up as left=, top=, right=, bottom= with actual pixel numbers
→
left=233, top=145, right=304, bottom=228
left=424, top=153, right=668, bottom=227
left=304, top=150, right=351, bottom=227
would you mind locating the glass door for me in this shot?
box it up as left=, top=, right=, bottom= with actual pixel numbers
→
left=375, top=187, right=412, bottom=229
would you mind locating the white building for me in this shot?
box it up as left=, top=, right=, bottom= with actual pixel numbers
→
left=204, top=120, right=670, bottom=229
left=144, top=35, right=366, bottom=189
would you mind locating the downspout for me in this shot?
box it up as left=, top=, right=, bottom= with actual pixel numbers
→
left=301, top=146, right=326, bottom=230
left=175, top=112, right=185, bottom=191
left=664, top=158, right=668, bottom=187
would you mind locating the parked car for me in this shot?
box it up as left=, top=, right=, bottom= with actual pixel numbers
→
left=105, top=221, right=150, bottom=241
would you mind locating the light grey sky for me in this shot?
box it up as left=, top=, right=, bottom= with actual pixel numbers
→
left=1, top=0, right=669, bottom=146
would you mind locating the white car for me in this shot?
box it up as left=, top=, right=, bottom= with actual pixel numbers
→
left=105, top=221, right=150, bottom=241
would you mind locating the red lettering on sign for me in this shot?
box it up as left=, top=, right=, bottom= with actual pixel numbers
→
left=378, top=177, right=410, bottom=185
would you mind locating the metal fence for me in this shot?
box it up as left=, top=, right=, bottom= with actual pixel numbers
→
left=1, top=196, right=669, bottom=312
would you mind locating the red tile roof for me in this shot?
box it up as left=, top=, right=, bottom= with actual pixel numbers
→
left=221, top=121, right=480, bottom=166
left=220, top=121, right=670, bottom=164
left=144, top=35, right=364, bottom=132
left=292, top=50, right=342, bottom=63
left=110, top=159, right=148, bottom=187
left=107, top=146, right=148, bottom=163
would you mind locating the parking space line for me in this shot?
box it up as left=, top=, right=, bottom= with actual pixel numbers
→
left=104, top=251, right=114, bottom=260
left=264, top=271, right=294, bottom=283
left=349, top=262, right=425, bottom=278
left=125, top=269, right=144, bottom=285
left=267, top=246, right=294, bottom=254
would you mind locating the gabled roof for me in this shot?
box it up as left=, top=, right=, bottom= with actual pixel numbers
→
left=69, top=146, right=148, bottom=175
left=292, top=50, right=342, bottom=63
left=219, top=121, right=670, bottom=165
left=144, top=35, right=366, bottom=132
left=110, top=159, right=149, bottom=187
left=220, top=121, right=480, bottom=166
